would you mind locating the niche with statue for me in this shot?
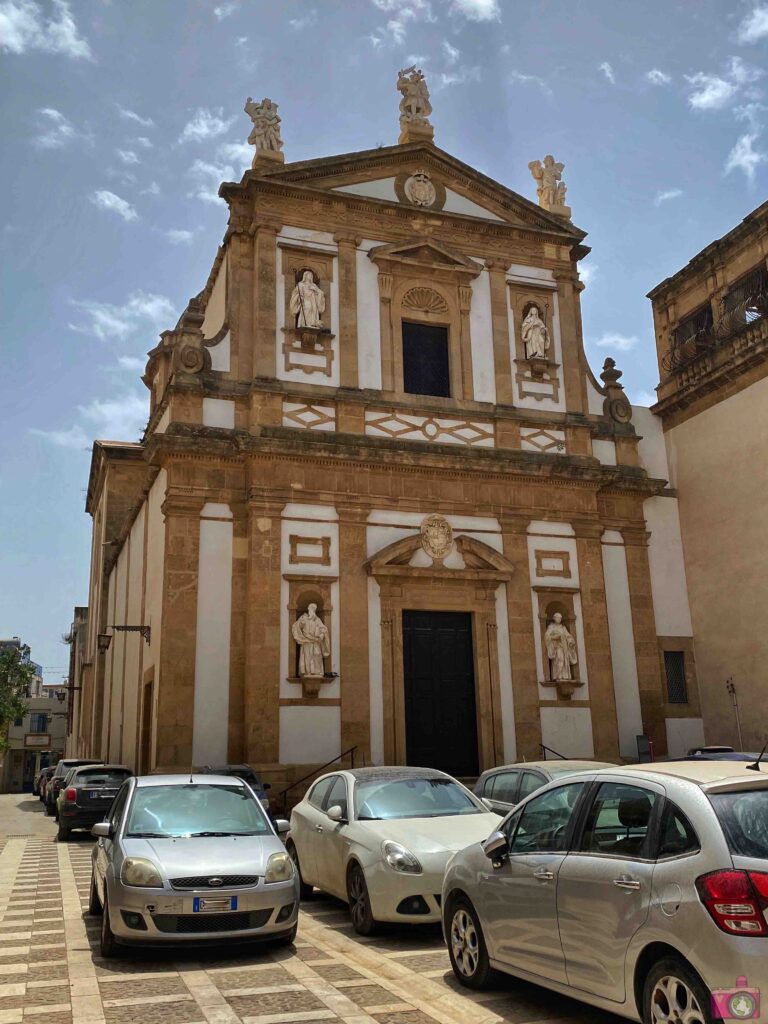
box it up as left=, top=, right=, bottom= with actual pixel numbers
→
left=287, top=583, right=336, bottom=698
left=539, top=597, right=584, bottom=699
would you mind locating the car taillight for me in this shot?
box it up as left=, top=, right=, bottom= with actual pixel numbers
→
left=64, top=788, right=77, bottom=801
left=696, top=870, right=768, bottom=936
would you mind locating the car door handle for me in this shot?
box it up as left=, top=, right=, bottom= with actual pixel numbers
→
left=315, top=824, right=324, bottom=833
left=534, top=868, right=555, bottom=881
left=613, top=877, right=641, bottom=891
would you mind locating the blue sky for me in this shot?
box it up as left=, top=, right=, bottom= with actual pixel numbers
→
left=1, top=0, right=767, bottom=681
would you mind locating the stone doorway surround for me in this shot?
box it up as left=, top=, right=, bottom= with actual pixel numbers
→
left=365, top=531, right=514, bottom=772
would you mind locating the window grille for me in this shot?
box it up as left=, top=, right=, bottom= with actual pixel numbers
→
left=664, top=651, right=688, bottom=704
left=722, top=265, right=768, bottom=314
left=672, top=305, right=713, bottom=349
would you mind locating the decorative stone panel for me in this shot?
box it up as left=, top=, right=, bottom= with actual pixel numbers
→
left=282, top=401, right=336, bottom=431
left=365, top=408, right=494, bottom=447
left=520, top=427, right=567, bottom=454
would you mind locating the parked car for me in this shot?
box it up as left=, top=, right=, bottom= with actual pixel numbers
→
left=45, top=758, right=103, bottom=817
left=474, top=759, right=616, bottom=815
left=198, top=764, right=272, bottom=815
left=37, top=765, right=56, bottom=802
left=89, top=773, right=297, bottom=957
left=674, top=751, right=760, bottom=762
left=443, top=760, right=768, bottom=1023
left=56, top=764, right=133, bottom=841
left=287, top=766, right=500, bottom=934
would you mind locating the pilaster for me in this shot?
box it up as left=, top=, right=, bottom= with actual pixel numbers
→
left=253, top=220, right=282, bottom=380
left=337, top=505, right=371, bottom=761
left=487, top=260, right=514, bottom=405
left=334, top=233, right=361, bottom=389
left=553, top=268, right=585, bottom=414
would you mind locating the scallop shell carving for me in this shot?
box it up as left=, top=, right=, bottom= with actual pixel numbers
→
left=402, top=287, right=449, bottom=315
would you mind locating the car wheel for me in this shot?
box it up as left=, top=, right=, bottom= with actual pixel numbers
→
left=447, top=897, right=495, bottom=990
left=347, top=862, right=377, bottom=936
left=100, top=893, right=117, bottom=958
left=643, top=956, right=712, bottom=1024
left=88, top=873, right=102, bottom=916
left=57, top=823, right=69, bottom=843
left=286, top=841, right=313, bottom=901
left=274, top=923, right=298, bottom=946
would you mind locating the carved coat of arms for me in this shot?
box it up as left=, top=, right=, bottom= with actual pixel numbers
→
left=405, top=170, right=436, bottom=207
left=420, top=514, right=453, bottom=561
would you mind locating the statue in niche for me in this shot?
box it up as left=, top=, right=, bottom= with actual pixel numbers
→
left=289, top=269, right=326, bottom=329
left=397, top=66, right=433, bottom=126
left=545, top=612, right=578, bottom=682
left=292, top=603, right=331, bottom=678
left=521, top=304, right=551, bottom=360
left=244, top=96, right=283, bottom=154
left=528, top=155, right=567, bottom=211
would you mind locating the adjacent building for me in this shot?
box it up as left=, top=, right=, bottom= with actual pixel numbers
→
left=1, top=693, right=68, bottom=793
left=648, top=200, right=768, bottom=751
left=69, top=76, right=704, bottom=790
left=0, top=637, right=44, bottom=698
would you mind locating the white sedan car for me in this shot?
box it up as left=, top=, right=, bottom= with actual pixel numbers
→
left=287, top=766, right=500, bottom=934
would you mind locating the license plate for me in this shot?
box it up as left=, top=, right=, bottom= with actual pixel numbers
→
left=193, top=896, right=237, bottom=913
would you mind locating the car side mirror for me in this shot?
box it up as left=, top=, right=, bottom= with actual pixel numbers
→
left=481, top=797, right=494, bottom=811
left=263, top=782, right=271, bottom=791
left=482, top=831, right=508, bottom=862
left=91, top=821, right=112, bottom=839
left=327, top=804, right=347, bottom=823
left=273, top=818, right=290, bottom=836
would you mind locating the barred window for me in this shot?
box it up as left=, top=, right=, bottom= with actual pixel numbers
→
left=672, top=305, right=713, bottom=349
left=664, top=651, right=688, bottom=704
left=722, top=265, right=768, bottom=314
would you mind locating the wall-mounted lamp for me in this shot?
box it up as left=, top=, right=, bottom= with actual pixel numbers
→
left=97, top=633, right=112, bottom=653
left=111, top=625, right=151, bottom=645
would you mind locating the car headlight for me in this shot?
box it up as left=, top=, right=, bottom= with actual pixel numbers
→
left=382, top=840, right=422, bottom=874
left=121, top=857, right=163, bottom=888
left=264, top=851, right=294, bottom=883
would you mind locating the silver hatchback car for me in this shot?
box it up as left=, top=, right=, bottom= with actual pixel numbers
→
left=443, top=761, right=768, bottom=1023
left=89, top=774, right=299, bottom=956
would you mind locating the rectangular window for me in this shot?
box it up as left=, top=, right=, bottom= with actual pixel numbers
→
left=30, top=713, right=48, bottom=733
left=402, top=321, right=450, bottom=397
left=672, top=305, right=713, bottom=349
left=664, top=651, right=688, bottom=704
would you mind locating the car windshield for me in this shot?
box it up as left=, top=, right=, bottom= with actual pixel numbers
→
left=710, top=789, right=768, bottom=859
left=76, top=769, right=130, bottom=785
left=125, top=784, right=271, bottom=838
left=354, top=777, right=481, bottom=820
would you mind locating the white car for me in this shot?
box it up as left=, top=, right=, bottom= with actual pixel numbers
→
left=287, top=766, right=500, bottom=934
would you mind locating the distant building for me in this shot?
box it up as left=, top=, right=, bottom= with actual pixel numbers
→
left=64, top=608, right=89, bottom=758
left=1, top=692, right=68, bottom=793
left=648, top=200, right=768, bottom=750
left=0, top=637, right=44, bottom=697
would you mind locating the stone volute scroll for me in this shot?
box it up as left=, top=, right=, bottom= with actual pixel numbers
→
left=397, top=66, right=434, bottom=144
left=528, top=154, right=571, bottom=219
left=291, top=603, right=331, bottom=698
left=244, top=96, right=284, bottom=166
left=542, top=611, right=584, bottom=700
left=600, top=357, right=633, bottom=425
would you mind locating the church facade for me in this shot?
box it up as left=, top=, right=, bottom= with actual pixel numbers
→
left=72, top=75, right=705, bottom=790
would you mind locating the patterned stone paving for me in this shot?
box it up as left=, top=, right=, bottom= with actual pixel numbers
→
left=0, top=803, right=625, bottom=1024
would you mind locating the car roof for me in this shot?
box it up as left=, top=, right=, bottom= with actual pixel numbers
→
left=326, top=766, right=454, bottom=784
left=72, top=764, right=130, bottom=773
left=135, top=774, right=247, bottom=788
left=482, top=759, right=616, bottom=774
left=595, top=761, right=768, bottom=789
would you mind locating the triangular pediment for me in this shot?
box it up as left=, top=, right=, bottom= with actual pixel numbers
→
left=255, top=142, right=584, bottom=239
left=368, top=237, right=483, bottom=275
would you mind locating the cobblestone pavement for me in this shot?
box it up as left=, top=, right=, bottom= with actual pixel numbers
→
left=0, top=800, right=625, bottom=1024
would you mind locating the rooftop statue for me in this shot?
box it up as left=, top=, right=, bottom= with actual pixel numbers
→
left=244, top=96, right=283, bottom=164
left=397, top=66, right=434, bottom=143
left=528, top=154, right=571, bottom=217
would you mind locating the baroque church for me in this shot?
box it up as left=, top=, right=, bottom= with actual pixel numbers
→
left=72, top=70, right=705, bottom=790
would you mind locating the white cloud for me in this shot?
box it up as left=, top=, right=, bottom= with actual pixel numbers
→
left=90, top=190, right=138, bottom=222
left=34, top=107, right=75, bottom=148
left=630, top=388, right=658, bottom=407
left=599, top=61, right=616, bottom=84
left=166, top=228, right=194, bottom=244
left=508, top=69, right=551, bottom=95
left=214, top=1, right=239, bottom=19
left=32, top=392, right=149, bottom=448
left=369, top=0, right=433, bottom=45
left=654, top=187, right=684, bottom=205
left=738, top=5, right=768, bottom=43
left=0, top=0, right=90, bottom=59
left=179, top=107, right=234, bottom=144
left=646, top=68, right=671, bottom=86
left=188, top=158, right=231, bottom=203
left=579, top=263, right=598, bottom=287
left=69, top=291, right=174, bottom=342
left=442, top=38, right=459, bottom=63
left=436, top=64, right=480, bottom=88
left=141, top=181, right=160, bottom=196
left=117, top=355, right=145, bottom=371
left=134, top=136, right=152, bottom=149
left=687, top=57, right=762, bottom=111
left=116, top=148, right=139, bottom=165
left=116, top=105, right=154, bottom=128
left=217, top=140, right=252, bottom=166
left=449, top=0, right=499, bottom=20
left=736, top=102, right=766, bottom=130
left=725, top=132, right=766, bottom=180
left=290, top=8, right=317, bottom=29
left=592, top=332, right=638, bottom=352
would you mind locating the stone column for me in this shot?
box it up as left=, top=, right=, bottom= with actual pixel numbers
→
left=228, top=501, right=248, bottom=763
left=244, top=497, right=283, bottom=764
left=253, top=220, right=282, bottom=380
left=572, top=520, right=621, bottom=761
left=156, top=493, right=205, bottom=768
left=458, top=284, right=475, bottom=400
left=487, top=260, right=514, bottom=405
left=337, top=506, right=370, bottom=762
left=334, top=233, right=361, bottom=390
left=622, top=525, right=668, bottom=757
left=500, top=515, right=542, bottom=760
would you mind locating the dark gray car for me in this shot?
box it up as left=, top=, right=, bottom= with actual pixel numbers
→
left=474, top=759, right=615, bottom=815
left=45, top=758, right=103, bottom=817
left=56, top=764, right=133, bottom=841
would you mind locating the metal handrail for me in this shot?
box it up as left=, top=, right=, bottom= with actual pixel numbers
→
left=278, top=745, right=359, bottom=813
left=540, top=744, right=567, bottom=760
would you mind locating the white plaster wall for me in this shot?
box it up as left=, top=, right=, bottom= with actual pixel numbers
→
left=279, top=227, right=337, bottom=247
left=192, top=503, right=233, bottom=766
left=443, top=188, right=504, bottom=222
left=666, top=717, right=705, bottom=758
left=634, top=405, right=670, bottom=483
left=540, top=706, right=595, bottom=758
left=154, top=407, right=170, bottom=434
left=601, top=531, right=644, bottom=758
left=121, top=507, right=145, bottom=766
left=202, top=252, right=227, bottom=339
left=333, top=178, right=398, bottom=202
left=209, top=330, right=230, bottom=372
left=469, top=267, right=496, bottom=404
left=592, top=439, right=617, bottom=466
left=645, top=496, right=693, bottom=637
left=142, top=469, right=166, bottom=769
left=368, top=577, right=384, bottom=765
left=358, top=240, right=384, bottom=390
left=587, top=376, right=606, bottom=416
left=107, top=555, right=125, bottom=762
left=202, top=398, right=235, bottom=429
left=279, top=706, right=341, bottom=764
left=508, top=265, right=555, bottom=283
left=495, top=584, right=517, bottom=762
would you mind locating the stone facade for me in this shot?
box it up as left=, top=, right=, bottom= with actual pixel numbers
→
left=71, top=108, right=704, bottom=791
left=648, top=200, right=768, bottom=750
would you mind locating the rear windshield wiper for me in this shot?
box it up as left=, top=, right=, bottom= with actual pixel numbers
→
left=126, top=831, right=169, bottom=838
